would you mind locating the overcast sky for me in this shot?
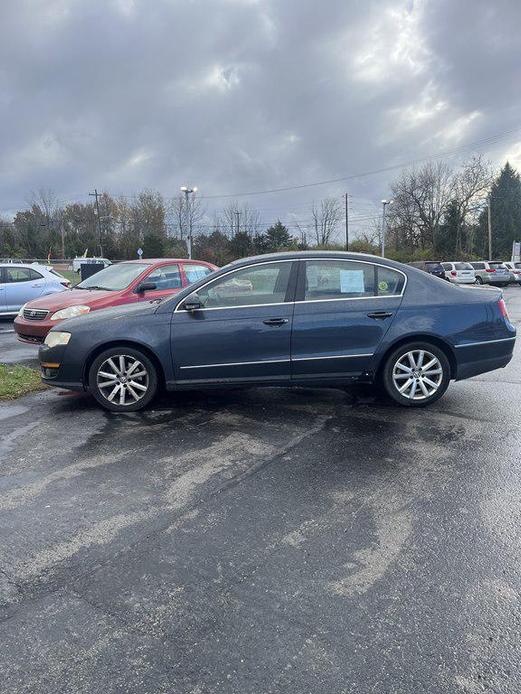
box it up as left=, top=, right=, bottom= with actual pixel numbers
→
left=1, top=0, right=521, bottom=237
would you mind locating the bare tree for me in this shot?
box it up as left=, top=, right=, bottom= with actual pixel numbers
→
left=216, top=201, right=262, bottom=237
left=452, top=155, right=491, bottom=253
left=311, top=197, right=342, bottom=245
left=170, top=193, right=206, bottom=239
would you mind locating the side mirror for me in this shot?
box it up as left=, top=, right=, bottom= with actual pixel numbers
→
left=135, top=281, right=157, bottom=294
left=181, top=293, right=203, bottom=311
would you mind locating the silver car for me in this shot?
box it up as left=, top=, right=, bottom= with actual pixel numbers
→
left=469, top=261, right=512, bottom=286
left=441, top=261, right=476, bottom=284
left=504, top=261, right=521, bottom=284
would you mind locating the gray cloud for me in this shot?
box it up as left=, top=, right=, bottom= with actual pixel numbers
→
left=1, top=0, right=521, bottom=235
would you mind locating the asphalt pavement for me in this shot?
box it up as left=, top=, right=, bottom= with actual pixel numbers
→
left=1, top=289, right=520, bottom=693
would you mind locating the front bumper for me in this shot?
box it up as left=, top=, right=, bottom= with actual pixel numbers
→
left=38, top=342, right=85, bottom=391
left=14, top=316, right=56, bottom=343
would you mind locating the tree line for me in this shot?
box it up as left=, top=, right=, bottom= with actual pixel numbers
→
left=1, top=158, right=520, bottom=264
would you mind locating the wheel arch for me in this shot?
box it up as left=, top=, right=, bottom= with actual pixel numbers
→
left=83, top=340, right=166, bottom=388
left=375, top=334, right=457, bottom=380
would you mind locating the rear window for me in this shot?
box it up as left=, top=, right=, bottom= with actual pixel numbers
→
left=515, top=262, right=521, bottom=269
left=454, top=262, right=473, bottom=270
left=441, top=263, right=451, bottom=270
left=470, top=263, right=485, bottom=270
left=489, top=262, right=506, bottom=269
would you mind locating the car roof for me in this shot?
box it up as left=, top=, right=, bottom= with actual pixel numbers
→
left=122, top=258, right=212, bottom=264
left=0, top=262, right=49, bottom=269
left=226, top=250, right=408, bottom=271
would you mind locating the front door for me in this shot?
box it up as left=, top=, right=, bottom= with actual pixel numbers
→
left=171, top=260, right=296, bottom=385
left=4, top=267, right=46, bottom=312
left=291, top=259, right=405, bottom=381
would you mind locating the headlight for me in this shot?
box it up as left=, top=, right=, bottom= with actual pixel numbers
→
left=44, top=331, right=71, bottom=348
left=18, top=303, right=27, bottom=317
left=50, top=305, right=91, bottom=321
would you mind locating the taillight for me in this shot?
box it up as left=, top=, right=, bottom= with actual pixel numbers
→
left=486, top=268, right=496, bottom=273
left=451, top=271, right=457, bottom=277
left=498, top=298, right=510, bottom=321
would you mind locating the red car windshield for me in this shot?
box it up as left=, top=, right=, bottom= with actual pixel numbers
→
left=76, top=263, right=151, bottom=291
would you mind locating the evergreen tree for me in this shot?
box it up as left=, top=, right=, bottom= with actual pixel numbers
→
left=488, top=162, right=521, bottom=257
left=264, top=220, right=292, bottom=251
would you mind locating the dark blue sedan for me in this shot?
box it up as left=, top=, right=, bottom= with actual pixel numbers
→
left=39, top=251, right=516, bottom=412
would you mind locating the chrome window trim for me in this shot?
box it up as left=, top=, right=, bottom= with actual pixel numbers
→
left=174, top=258, right=295, bottom=313
left=454, top=336, right=516, bottom=348
left=174, top=257, right=407, bottom=313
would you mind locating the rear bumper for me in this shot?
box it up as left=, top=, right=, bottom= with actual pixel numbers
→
left=455, top=335, right=516, bottom=380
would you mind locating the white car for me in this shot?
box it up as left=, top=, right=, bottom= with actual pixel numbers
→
left=504, top=261, right=521, bottom=284
left=441, top=262, right=476, bottom=284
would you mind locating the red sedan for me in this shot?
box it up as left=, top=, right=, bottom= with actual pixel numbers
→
left=14, top=258, right=217, bottom=344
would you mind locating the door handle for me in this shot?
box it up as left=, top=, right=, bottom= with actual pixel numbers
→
left=367, top=311, right=394, bottom=320
left=263, top=318, right=288, bottom=326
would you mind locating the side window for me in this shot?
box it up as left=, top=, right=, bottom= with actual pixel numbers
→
left=29, top=269, right=44, bottom=280
left=5, top=267, right=33, bottom=283
left=376, top=266, right=405, bottom=296
left=146, top=264, right=182, bottom=290
left=196, top=262, right=291, bottom=308
left=304, top=260, right=375, bottom=300
left=184, top=263, right=213, bottom=284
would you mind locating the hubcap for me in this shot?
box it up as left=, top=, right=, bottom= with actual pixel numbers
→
left=392, top=350, right=443, bottom=401
left=96, top=355, right=149, bottom=406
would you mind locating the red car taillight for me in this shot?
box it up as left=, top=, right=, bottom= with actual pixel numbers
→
left=451, top=271, right=457, bottom=277
left=498, top=298, right=510, bottom=321
left=485, top=268, right=496, bottom=273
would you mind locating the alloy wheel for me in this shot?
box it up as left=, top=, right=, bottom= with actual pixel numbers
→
left=96, top=354, right=149, bottom=406
left=391, top=349, right=443, bottom=401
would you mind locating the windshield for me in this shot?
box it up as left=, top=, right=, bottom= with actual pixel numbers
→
left=76, top=263, right=151, bottom=290
left=425, top=262, right=443, bottom=271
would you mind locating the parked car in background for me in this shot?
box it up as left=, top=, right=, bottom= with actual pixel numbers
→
left=469, top=261, right=512, bottom=286
left=441, top=262, right=476, bottom=284
left=504, top=261, right=521, bottom=284
left=0, top=263, right=69, bottom=317
left=15, top=258, right=217, bottom=343
left=408, top=260, right=447, bottom=280
left=38, top=251, right=516, bottom=412
left=71, top=256, right=112, bottom=273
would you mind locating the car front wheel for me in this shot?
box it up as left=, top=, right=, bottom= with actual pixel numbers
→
left=382, top=342, right=450, bottom=407
left=89, top=347, right=158, bottom=412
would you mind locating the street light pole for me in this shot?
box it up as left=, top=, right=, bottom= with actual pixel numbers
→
left=381, top=199, right=393, bottom=257
left=180, top=186, right=197, bottom=259
left=487, top=196, right=492, bottom=261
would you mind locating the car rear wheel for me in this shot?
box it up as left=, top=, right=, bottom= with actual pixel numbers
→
left=475, top=276, right=483, bottom=284
left=382, top=342, right=450, bottom=407
left=89, top=347, right=158, bottom=412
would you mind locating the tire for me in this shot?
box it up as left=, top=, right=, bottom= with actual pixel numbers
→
left=88, top=346, right=158, bottom=412
left=475, top=276, right=483, bottom=285
left=382, top=342, right=451, bottom=407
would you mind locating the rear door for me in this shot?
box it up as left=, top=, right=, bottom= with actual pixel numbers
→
left=182, top=263, right=215, bottom=287
left=291, top=259, right=406, bottom=380
left=171, top=260, right=296, bottom=384
left=4, top=267, right=46, bottom=311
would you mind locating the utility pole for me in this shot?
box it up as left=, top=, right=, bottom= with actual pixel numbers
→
left=89, top=189, right=103, bottom=256
left=344, top=193, right=349, bottom=251
left=487, top=197, right=492, bottom=261
left=180, top=186, right=197, bottom=259
left=381, top=199, right=392, bottom=257
left=235, top=211, right=240, bottom=237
